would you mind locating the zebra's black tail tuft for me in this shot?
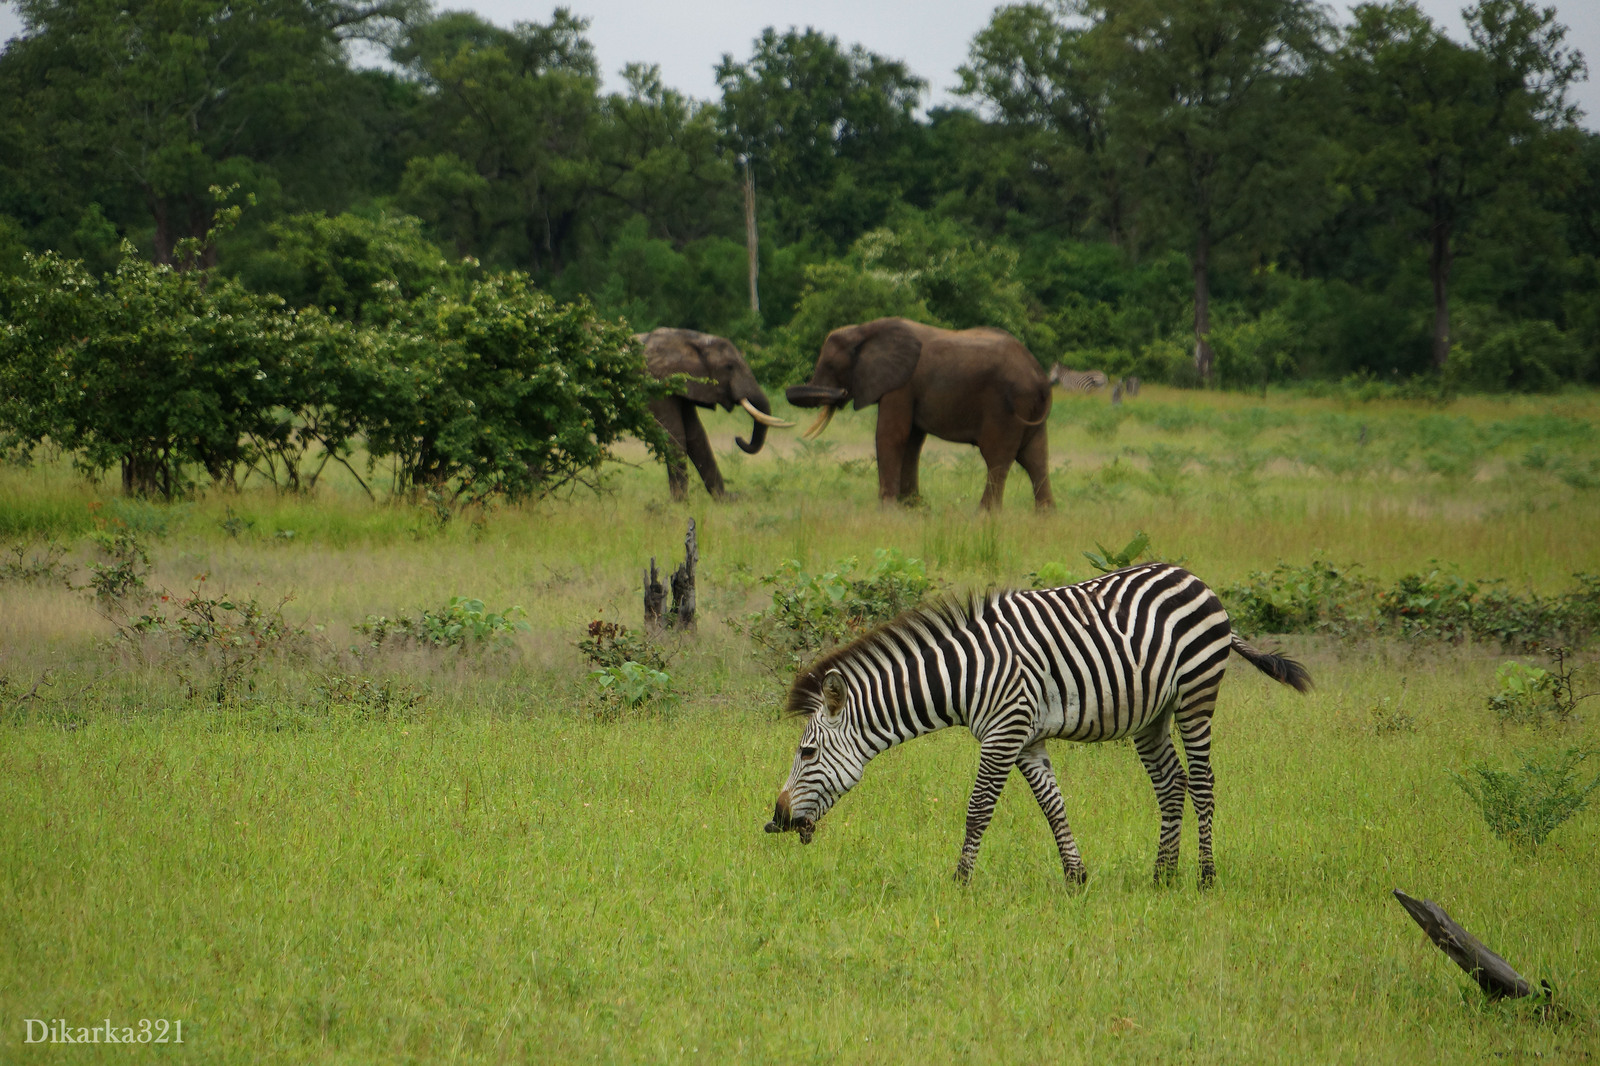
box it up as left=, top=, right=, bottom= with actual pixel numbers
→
left=1229, top=634, right=1313, bottom=693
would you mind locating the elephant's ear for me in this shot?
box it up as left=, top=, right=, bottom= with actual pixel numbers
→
left=851, top=320, right=921, bottom=409
left=645, top=330, right=719, bottom=407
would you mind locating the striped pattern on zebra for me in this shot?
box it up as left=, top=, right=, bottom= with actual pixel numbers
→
left=764, top=563, right=1311, bottom=887
left=1048, top=364, right=1109, bottom=392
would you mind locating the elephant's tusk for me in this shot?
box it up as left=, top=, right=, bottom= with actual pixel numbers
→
left=740, top=397, right=795, bottom=428
left=802, top=405, right=836, bottom=441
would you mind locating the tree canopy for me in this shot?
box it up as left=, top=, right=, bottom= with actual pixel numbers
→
left=1, top=0, right=1597, bottom=495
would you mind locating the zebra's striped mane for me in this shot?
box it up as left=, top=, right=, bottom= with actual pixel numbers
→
left=783, top=590, right=1007, bottom=717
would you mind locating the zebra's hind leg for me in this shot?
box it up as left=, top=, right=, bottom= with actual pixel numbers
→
left=1133, top=718, right=1188, bottom=885
left=1177, top=711, right=1218, bottom=887
left=1016, top=742, right=1087, bottom=887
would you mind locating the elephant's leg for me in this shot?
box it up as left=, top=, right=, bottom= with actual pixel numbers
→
left=649, top=398, right=690, bottom=501
left=898, top=428, right=927, bottom=502
left=1018, top=425, right=1055, bottom=511
left=874, top=388, right=915, bottom=505
left=680, top=404, right=726, bottom=499
left=976, top=424, right=1025, bottom=511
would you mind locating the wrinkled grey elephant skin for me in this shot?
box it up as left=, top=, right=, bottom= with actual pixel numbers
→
left=637, top=328, right=788, bottom=501
left=786, top=318, right=1054, bottom=510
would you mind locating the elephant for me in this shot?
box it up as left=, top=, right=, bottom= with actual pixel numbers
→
left=785, top=318, right=1054, bottom=510
left=637, top=328, right=792, bottom=500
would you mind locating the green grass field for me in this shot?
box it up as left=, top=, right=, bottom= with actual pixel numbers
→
left=3, top=386, right=1599, bottom=1062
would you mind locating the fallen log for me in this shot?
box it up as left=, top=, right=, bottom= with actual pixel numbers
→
left=1392, top=889, right=1531, bottom=999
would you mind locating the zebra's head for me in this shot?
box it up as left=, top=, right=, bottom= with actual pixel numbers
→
left=764, top=669, right=867, bottom=844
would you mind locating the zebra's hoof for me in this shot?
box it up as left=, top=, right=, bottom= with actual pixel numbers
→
left=952, top=866, right=972, bottom=886
left=1199, top=864, right=1216, bottom=889
left=1064, top=867, right=1088, bottom=890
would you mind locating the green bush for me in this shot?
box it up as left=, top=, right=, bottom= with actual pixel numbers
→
left=1449, top=319, right=1580, bottom=393
left=732, top=548, right=934, bottom=671
left=1486, top=662, right=1565, bottom=728
left=1451, top=747, right=1600, bottom=849
left=358, top=597, right=530, bottom=650
left=1222, top=558, right=1375, bottom=637
left=314, top=673, right=427, bottom=721
left=353, top=274, right=674, bottom=502
left=579, top=619, right=668, bottom=672
left=588, top=661, right=679, bottom=717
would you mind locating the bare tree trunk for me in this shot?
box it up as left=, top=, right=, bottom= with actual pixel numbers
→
left=1430, top=216, right=1453, bottom=372
left=743, top=158, right=760, bottom=316
left=1192, top=228, right=1213, bottom=385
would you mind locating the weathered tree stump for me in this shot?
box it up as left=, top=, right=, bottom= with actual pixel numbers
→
left=643, top=519, right=697, bottom=632
left=643, top=558, right=666, bottom=632
left=1392, top=889, right=1532, bottom=999
left=669, top=518, right=697, bottom=630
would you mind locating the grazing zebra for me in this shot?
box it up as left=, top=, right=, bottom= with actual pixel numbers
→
left=1049, top=365, right=1109, bottom=392
left=764, top=563, right=1311, bottom=886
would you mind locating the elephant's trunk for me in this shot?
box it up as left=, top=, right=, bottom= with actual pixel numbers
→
left=785, top=384, right=849, bottom=408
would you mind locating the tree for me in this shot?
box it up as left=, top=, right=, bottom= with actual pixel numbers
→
left=0, top=245, right=317, bottom=496
left=1338, top=0, right=1587, bottom=371
left=353, top=275, right=673, bottom=500
left=0, top=0, right=416, bottom=265
left=960, top=2, right=1148, bottom=249
left=1090, top=0, right=1333, bottom=383
left=396, top=9, right=602, bottom=275
left=716, top=28, right=928, bottom=253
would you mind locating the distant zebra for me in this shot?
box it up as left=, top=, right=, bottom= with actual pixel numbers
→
left=1049, top=365, right=1109, bottom=392
left=765, top=563, right=1311, bottom=886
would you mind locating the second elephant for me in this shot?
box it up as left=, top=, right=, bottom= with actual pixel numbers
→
left=638, top=328, right=790, bottom=500
left=786, top=318, right=1054, bottom=510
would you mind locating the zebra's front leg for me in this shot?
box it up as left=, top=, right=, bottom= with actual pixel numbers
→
left=954, top=742, right=1021, bottom=884
left=1178, top=712, right=1218, bottom=887
left=1016, top=742, right=1088, bottom=887
left=1133, top=719, right=1188, bottom=886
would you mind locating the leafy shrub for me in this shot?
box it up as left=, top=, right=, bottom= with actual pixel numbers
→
left=1487, top=662, right=1564, bottom=728
left=1451, top=747, right=1600, bottom=849
left=0, top=245, right=325, bottom=498
left=1487, top=650, right=1591, bottom=729
left=314, top=673, right=426, bottom=721
left=1210, top=308, right=1302, bottom=389
left=1028, top=561, right=1077, bottom=589
left=1224, top=558, right=1600, bottom=649
left=589, top=661, right=678, bottom=718
left=579, top=619, right=668, bottom=672
left=84, top=529, right=152, bottom=603
left=353, top=273, right=675, bottom=503
left=1369, top=696, right=1417, bottom=735
left=732, top=549, right=934, bottom=671
left=124, top=579, right=308, bottom=703
left=1448, top=319, right=1580, bottom=393
left=358, top=597, right=529, bottom=650
left=1, top=540, right=73, bottom=587
left=1082, top=531, right=1151, bottom=574
left=1222, top=558, right=1375, bottom=637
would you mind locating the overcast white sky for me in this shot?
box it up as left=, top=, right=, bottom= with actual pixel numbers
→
left=2, top=0, right=1596, bottom=125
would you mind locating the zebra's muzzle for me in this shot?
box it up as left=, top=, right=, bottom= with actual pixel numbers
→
left=764, top=794, right=816, bottom=843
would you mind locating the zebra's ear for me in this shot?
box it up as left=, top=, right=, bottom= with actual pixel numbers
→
left=821, top=671, right=847, bottom=720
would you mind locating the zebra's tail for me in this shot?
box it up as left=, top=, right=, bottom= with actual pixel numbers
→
left=1229, top=634, right=1313, bottom=693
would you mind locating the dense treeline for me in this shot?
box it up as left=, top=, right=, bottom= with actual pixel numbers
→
left=0, top=0, right=1597, bottom=497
